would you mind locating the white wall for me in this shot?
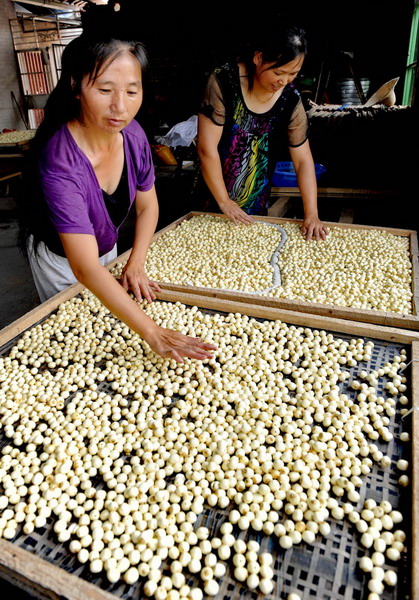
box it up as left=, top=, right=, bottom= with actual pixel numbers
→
left=0, top=1, right=24, bottom=130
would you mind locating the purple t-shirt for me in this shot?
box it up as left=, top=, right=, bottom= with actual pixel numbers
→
left=38, top=119, right=155, bottom=255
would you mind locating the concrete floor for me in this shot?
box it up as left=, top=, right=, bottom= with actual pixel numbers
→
left=0, top=198, right=39, bottom=329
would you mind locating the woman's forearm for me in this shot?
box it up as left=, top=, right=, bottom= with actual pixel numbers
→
left=295, top=161, right=318, bottom=218
left=74, top=261, right=215, bottom=362
left=290, top=142, right=328, bottom=240
left=59, top=233, right=157, bottom=339
left=198, top=151, right=231, bottom=209
left=197, top=114, right=231, bottom=208
left=77, top=262, right=157, bottom=338
left=127, top=188, right=159, bottom=267
left=290, top=142, right=318, bottom=218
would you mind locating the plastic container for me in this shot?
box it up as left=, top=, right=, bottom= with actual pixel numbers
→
left=272, top=161, right=327, bottom=187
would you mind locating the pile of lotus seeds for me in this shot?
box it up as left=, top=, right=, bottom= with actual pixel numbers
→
left=0, top=130, right=36, bottom=144
left=141, top=215, right=413, bottom=315
left=0, top=291, right=411, bottom=600
left=145, top=216, right=281, bottom=292
left=272, top=223, right=412, bottom=315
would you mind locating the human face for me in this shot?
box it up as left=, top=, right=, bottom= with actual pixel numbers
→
left=253, top=53, right=305, bottom=93
left=78, top=52, right=143, bottom=134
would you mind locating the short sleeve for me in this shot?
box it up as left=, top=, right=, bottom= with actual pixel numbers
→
left=199, top=71, right=226, bottom=126
left=123, top=119, right=155, bottom=193
left=39, top=161, right=95, bottom=236
left=136, top=141, right=155, bottom=191
left=288, top=99, right=309, bottom=147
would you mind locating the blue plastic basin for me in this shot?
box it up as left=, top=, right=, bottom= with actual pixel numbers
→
left=272, top=161, right=327, bottom=187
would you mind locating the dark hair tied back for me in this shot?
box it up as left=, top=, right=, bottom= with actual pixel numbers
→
left=81, top=1, right=142, bottom=44
left=239, top=20, right=307, bottom=91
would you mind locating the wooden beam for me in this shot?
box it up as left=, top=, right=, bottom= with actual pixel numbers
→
left=271, top=187, right=395, bottom=199
left=411, top=231, right=419, bottom=317
left=268, top=196, right=292, bottom=218
left=154, top=282, right=419, bottom=331
left=0, top=170, right=21, bottom=183
left=338, top=207, right=354, bottom=223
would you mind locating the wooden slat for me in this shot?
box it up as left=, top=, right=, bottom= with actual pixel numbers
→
left=268, top=196, right=292, bottom=218
left=1, top=267, right=419, bottom=351
left=338, top=207, right=354, bottom=224
left=0, top=170, right=21, bottom=183
left=156, top=289, right=419, bottom=344
left=152, top=283, right=419, bottom=330
left=0, top=152, right=27, bottom=158
left=0, top=281, right=83, bottom=347
left=0, top=539, right=116, bottom=600
left=411, top=340, right=419, bottom=600
left=2, top=281, right=418, bottom=349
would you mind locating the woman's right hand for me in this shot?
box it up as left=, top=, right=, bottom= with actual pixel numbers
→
left=146, top=326, right=217, bottom=363
left=219, top=198, right=255, bottom=225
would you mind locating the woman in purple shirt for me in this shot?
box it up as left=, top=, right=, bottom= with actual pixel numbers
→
left=19, top=34, right=214, bottom=363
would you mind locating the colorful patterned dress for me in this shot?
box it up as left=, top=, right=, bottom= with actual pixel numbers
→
left=199, top=63, right=308, bottom=215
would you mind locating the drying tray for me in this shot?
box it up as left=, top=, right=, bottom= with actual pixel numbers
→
left=137, top=212, right=419, bottom=331
left=0, top=279, right=418, bottom=600
left=0, top=130, right=36, bottom=147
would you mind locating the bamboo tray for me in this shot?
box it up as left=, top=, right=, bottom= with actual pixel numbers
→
left=137, top=212, right=419, bottom=331
left=0, top=273, right=418, bottom=600
left=0, top=130, right=36, bottom=147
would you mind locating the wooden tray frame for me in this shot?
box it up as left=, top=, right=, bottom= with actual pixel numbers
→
left=0, top=277, right=418, bottom=599
left=137, top=211, right=419, bottom=331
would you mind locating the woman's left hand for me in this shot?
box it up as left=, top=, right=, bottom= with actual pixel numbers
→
left=301, top=216, right=329, bottom=241
left=120, top=261, right=162, bottom=302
